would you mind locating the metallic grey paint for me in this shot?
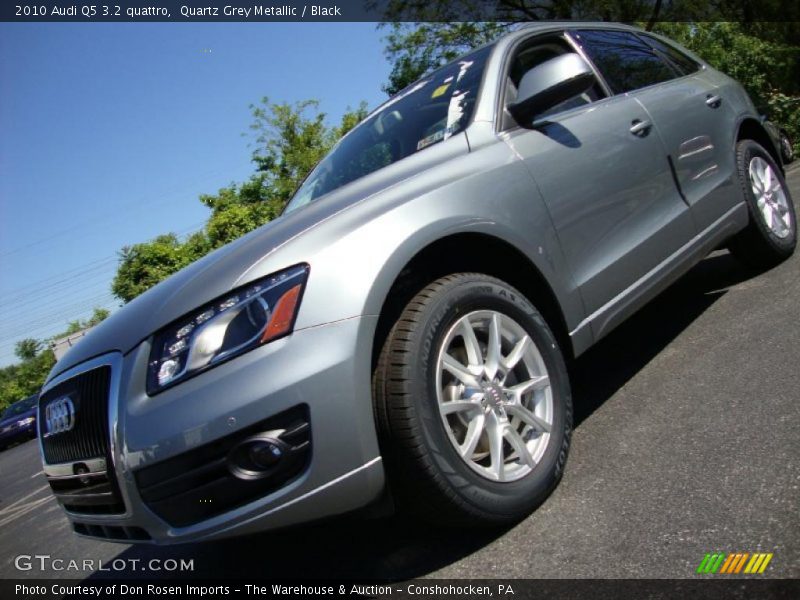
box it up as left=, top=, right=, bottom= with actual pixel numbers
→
left=40, top=22, right=767, bottom=543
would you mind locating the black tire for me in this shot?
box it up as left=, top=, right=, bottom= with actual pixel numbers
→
left=728, top=139, right=796, bottom=268
left=780, top=131, right=794, bottom=164
left=373, top=273, right=572, bottom=526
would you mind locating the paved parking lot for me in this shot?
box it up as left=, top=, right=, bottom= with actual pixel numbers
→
left=1, top=165, right=798, bottom=581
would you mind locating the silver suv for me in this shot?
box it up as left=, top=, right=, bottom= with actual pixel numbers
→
left=39, top=23, right=795, bottom=544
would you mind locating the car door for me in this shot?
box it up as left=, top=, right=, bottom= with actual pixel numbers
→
left=500, top=33, right=696, bottom=334
left=573, top=29, right=739, bottom=232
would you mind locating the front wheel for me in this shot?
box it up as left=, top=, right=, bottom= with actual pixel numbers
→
left=728, top=140, right=796, bottom=268
left=373, top=273, right=572, bottom=526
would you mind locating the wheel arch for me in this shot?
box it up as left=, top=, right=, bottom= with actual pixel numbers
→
left=370, top=232, right=574, bottom=372
left=737, top=117, right=784, bottom=172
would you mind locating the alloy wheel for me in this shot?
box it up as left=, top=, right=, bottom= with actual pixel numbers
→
left=749, top=156, right=792, bottom=239
left=435, top=310, right=553, bottom=482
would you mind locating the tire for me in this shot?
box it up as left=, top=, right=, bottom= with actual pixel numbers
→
left=780, top=131, right=794, bottom=164
left=373, top=273, right=572, bottom=526
left=728, top=139, right=796, bottom=269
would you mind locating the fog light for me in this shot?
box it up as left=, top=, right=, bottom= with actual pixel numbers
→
left=227, top=432, right=289, bottom=480
left=249, top=442, right=283, bottom=469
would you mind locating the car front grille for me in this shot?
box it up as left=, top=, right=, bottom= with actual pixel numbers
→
left=47, top=468, right=126, bottom=515
left=73, top=523, right=150, bottom=541
left=40, top=365, right=125, bottom=515
left=39, top=366, right=111, bottom=464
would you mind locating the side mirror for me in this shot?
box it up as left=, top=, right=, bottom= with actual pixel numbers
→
left=508, top=53, right=596, bottom=123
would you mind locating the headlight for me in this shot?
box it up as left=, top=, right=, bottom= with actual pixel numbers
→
left=147, top=264, right=309, bottom=395
left=17, top=417, right=35, bottom=426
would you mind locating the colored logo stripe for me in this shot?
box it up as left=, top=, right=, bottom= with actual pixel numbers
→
left=697, top=552, right=773, bottom=574
left=745, top=553, right=773, bottom=574
left=720, top=553, right=749, bottom=573
left=697, top=553, right=726, bottom=573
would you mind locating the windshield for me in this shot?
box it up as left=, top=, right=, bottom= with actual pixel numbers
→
left=2, top=395, right=37, bottom=418
left=285, top=45, right=492, bottom=213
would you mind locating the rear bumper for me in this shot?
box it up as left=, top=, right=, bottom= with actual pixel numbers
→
left=41, top=315, right=385, bottom=544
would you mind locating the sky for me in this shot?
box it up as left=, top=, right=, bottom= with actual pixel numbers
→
left=0, top=22, right=391, bottom=367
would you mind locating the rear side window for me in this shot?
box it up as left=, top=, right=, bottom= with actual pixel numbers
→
left=639, top=34, right=701, bottom=76
left=572, top=29, right=677, bottom=94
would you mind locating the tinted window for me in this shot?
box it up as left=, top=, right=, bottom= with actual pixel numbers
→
left=639, top=34, right=701, bottom=76
left=573, top=30, right=677, bottom=94
left=285, top=46, right=491, bottom=213
left=2, top=395, right=36, bottom=418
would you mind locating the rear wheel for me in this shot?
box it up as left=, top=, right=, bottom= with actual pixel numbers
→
left=729, top=140, right=796, bottom=268
left=373, top=273, right=572, bottom=526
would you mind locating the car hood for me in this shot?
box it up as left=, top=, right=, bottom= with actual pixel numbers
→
left=47, top=133, right=470, bottom=383
left=0, top=407, right=36, bottom=428
left=48, top=204, right=339, bottom=382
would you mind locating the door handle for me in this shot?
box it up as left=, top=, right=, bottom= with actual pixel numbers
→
left=629, top=119, right=652, bottom=137
left=705, top=94, right=722, bottom=108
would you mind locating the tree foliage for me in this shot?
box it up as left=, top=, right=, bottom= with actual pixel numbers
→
left=14, top=339, right=42, bottom=362
left=375, top=0, right=800, bottom=26
left=383, top=0, right=800, bottom=95
left=111, top=99, right=368, bottom=304
left=382, top=22, right=513, bottom=95
left=652, top=22, right=800, bottom=145
left=0, top=350, right=55, bottom=410
left=112, top=233, right=207, bottom=302
left=63, top=307, right=111, bottom=335
left=0, top=308, right=110, bottom=410
left=379, top=5, right=799, bottom=149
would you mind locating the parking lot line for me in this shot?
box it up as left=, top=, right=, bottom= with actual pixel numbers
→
left=0, top=483, right=50, bottom=513
left=0, top=494, right=55, bottom=528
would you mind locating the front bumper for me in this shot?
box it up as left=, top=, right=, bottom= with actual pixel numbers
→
left=39, top=315, right=385, bottom=544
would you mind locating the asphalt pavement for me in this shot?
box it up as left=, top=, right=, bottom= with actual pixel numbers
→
left=1, top=165, right=798, bottom=581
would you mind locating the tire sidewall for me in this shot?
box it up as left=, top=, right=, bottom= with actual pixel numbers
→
left=780, top=133, right=794, bottom=163
left=738, top=140, right=797, bottom=252
left=409, top=276, right=571, bottom=518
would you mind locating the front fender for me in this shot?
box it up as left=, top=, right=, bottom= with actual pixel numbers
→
left=245, top=141, right=584, bottom=348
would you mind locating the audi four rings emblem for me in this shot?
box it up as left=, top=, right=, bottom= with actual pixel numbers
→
left=44, top=396, right=76, bottom=436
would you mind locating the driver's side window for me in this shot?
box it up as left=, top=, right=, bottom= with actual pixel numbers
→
left=504, top=35, right=606, bottom=128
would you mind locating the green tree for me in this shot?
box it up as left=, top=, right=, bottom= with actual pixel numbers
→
left=377, top=2, right=800, bottom=94
left=88, top=307, right=111, bottom=326
left=652, top=22, right=800, bottom=146
left=112, top=233, right=203, bottom=303
left=64, top=307, right=112, bottom=335
left=376, top=0, right=694, bottom=94
left=111, top=99, right=368, bottom=303
left=251, top=98, right=331, bottom=206
left=14, top=338, right=41, bottom=361
left=0, top=350, right=55, bottom=409
left=0, top=364, right=25, bottom=410
left=382, top=22, right=512, bottom=95
left=653, top=22, right=799, bottom=101
left=0, top=307, right=111, bottom=410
